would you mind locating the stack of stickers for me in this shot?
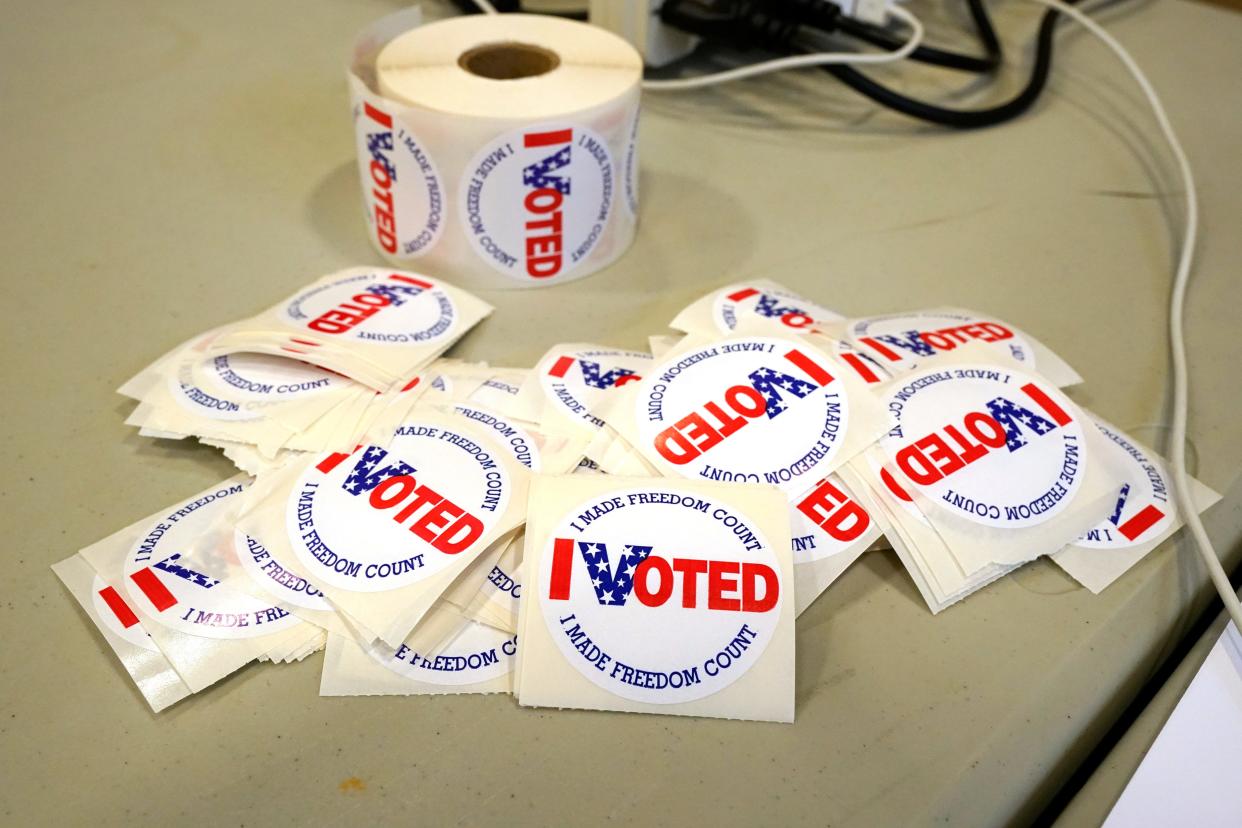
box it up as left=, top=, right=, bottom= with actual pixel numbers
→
left=54, top=273, right=1220, bottom=723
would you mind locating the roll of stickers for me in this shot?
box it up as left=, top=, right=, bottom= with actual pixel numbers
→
left=348, top=9, right=643, bottom=290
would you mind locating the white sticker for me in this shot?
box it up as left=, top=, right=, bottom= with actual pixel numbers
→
left=167, top=361, right=259, bottom=422
left=849, top=311, right=1035, bottom=373
left=537, top=487, right=781, bottom=704
left=279, top=271, right=458, bottom=346
left=636, top=337, right=850, bottom=491
left=286, top=423, right=512, bottom=593
left=451, top=402, right=542, bottom=472
left=789, top=475, right=875, bottom=563
left=1076, top=421, right=1174, bottom=549
left=460, top=123, right=613, bottom=282
left=90, top=575, right=158, bottom=652
left=539, top=347, right=651, bottom=430
left=371, top=623, right=516, bottom=686
left=354, top=99, right=446, bottom=258
left=882, top=364, right=1086, bottom=529
left=234, top=530, right=332, bottom=612
left=201, top=353, right=344, bottom=400
left=712, top=285, right=843, bottom=334
left=122, top=482, right=301, bottom=639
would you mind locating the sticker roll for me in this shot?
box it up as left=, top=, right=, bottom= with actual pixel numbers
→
left=348, top=10, right=643, bottom=290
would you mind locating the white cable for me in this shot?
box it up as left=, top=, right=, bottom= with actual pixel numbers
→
left=472, top=0, right=499, bottom=14
left=641, top=5, right=924, bottom=91
left=1023, top=0, right=1241, bottom=630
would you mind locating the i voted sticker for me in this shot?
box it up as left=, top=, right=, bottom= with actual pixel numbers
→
left=461, top=123, right=613, bottom=282
left=286, top=422, right=511, bottom=592
left=355, top=100, right=445, bottom=258
left=122, top=482, right=300, bottom=639
left=1077, top=420, right=1173, bottom=548
left=233, top=530, right=331, bottom=612
left=370, top=623, right=516, bottom=686
left=91, top=575, right=158, bottom=652
left=712, top=285, right=843, bottom=334
left=199, top=353, right=344, bottom=401
left=539, top=347, right=651, bottom=429
left=539, top=487, right=781, bottom=704
left=849, top=311, right=1035, bottom=373
left=168, top=361, right=259, bottom=422
left=789, top=475, right=875, bottom=563
left=280, top=271, right=457, bottom=346
left=637, top=337, right=850, bottom=491
left=883, top=364, right=1086, bottom=529
left=451, top=402, right=542, bottom=471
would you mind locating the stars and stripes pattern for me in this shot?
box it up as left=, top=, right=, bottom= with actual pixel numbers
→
left=578, top=541, right=652, bottom=607
left=747, top=366, right=818, bottom=419
left=523, top=146, right=572, bottom=195
left=984, top=396, right=1057, bottom=452
left=342, top=445, right=416, bottom=496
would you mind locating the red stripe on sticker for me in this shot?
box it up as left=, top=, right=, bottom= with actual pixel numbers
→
left=98, top=586, right=140, bottom=629
left=840, top=352, right=881, bottom=384
left=858, top=337, right=902, bottom=361
left=1118, top=504, right=1166, bottom=541
left=548, top=537, right=575, bottom=600
left=784, top=349, right=835, bottom=386
left=1020, top=382, right=1072, bottom=426
left=281, top=347, right=307, bottom=355
left=524, top=128, right=573, bottom=148
left=726, top=287, right=759, bottom=302
left=130, top=568, right=177, bottom=612
left=363, top=101, right=392, bottom=129
left=400, top=376, right=421, bottom=393
left=389, top=274, right=433, bottom=289
left=548, top=356, right=575, bottom=378
left=290, top=338, right=320, bottom=347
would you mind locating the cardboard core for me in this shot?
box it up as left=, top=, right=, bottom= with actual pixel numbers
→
left=458, top=42, right=560, bottom=80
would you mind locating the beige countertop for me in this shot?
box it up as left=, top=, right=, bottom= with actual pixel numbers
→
left=2, top=0, right=1239, bottom=824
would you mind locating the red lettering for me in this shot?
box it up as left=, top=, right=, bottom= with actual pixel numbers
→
left=707, top=561, right=741, bottom=611
left=742, top=563, right=779, bottom=612
left=796, top=478, right=870, bottom=542
left=894, top=410, right=1013, bottom=487
left=673, top=558, right=708, bottom=608
left=548, top=537, right=574, bottom=600
left=634, top=556, right=673, bottom=607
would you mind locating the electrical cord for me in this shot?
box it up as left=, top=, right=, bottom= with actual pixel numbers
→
left=834, top=0, right=1000, bottom=74
left=642, top=5, right=924, bottom=90
left=1014, top=0, right=1242, bottom=631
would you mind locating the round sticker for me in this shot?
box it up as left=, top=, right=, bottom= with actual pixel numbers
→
left=711, top=285, right=843, bottom=334
left=789, top=475, right=875, bottom=563
left=354, top=99, right=445, bottom=258
left=849, top=310, right=1035, bottom=373
left=460, top=123, right=613, bottom=282
left=451, top=402, right=541, bottom=471
left=369, top=622, right=516, bottom=686
left=539, top=487, right=781, bottom=704
left=168, top=361, right=260, bottom=422
left=198, top=353, right=343, bottom=401
left=1076, top=420, right=1173, bottom=549
left=881, top=363, right=1087, bottom=529
left=539, top=347, right=651, bottom=430
left=234, top=530, right=332, bottom=612
left=281, top=271, right=458, bottom=346
left=122, top=483, right=300, bottom=639
left=637, top=337, right=850, bottom=492
left=287, top=421, right=512, bottom=592
left=91, top=576, right=157, bottom=652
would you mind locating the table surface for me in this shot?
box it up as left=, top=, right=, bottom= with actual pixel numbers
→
left=3, top=0, right=1239, bottom=825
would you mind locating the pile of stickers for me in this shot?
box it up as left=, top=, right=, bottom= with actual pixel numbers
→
left=54, top=270, right=1221, bottom=723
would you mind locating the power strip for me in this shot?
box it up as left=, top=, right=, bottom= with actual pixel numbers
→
left=590, top=0, right=892, bottom=67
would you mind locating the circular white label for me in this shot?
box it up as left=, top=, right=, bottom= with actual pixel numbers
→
left=369, top=622, right=516, bottom=687
left=451, top=402, right=542, bottom=472
left=168, top=361, right=260, bottom=422
left=881, top=364, right=1087, bottom=529
left=1076, top=421, right=1174, bottom=549
left=712, top=285, right=843, bottom=335
left=539, top=487, right=782, bottom=704
left=286, top=422, right=511, bottom=592
left=460, top=123, right=613, bottom=282
left=788, top=474, right=875, bottom=563
left=538, top=347, right=651, bottom=430
left=91, top=575, right=158, bottom=652
left=849, top=311, right=1035, bottom=374
left=354, top=99, right=445, bottom=258
left=122, top=483, right=300, bottom=639
left=281, top=271, right=457, bottom=346
left=637, top=337, right=850, bottom=493
left=199, top=353, right=343, bottom=401
left=233, top=530, right=331, bottom=611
